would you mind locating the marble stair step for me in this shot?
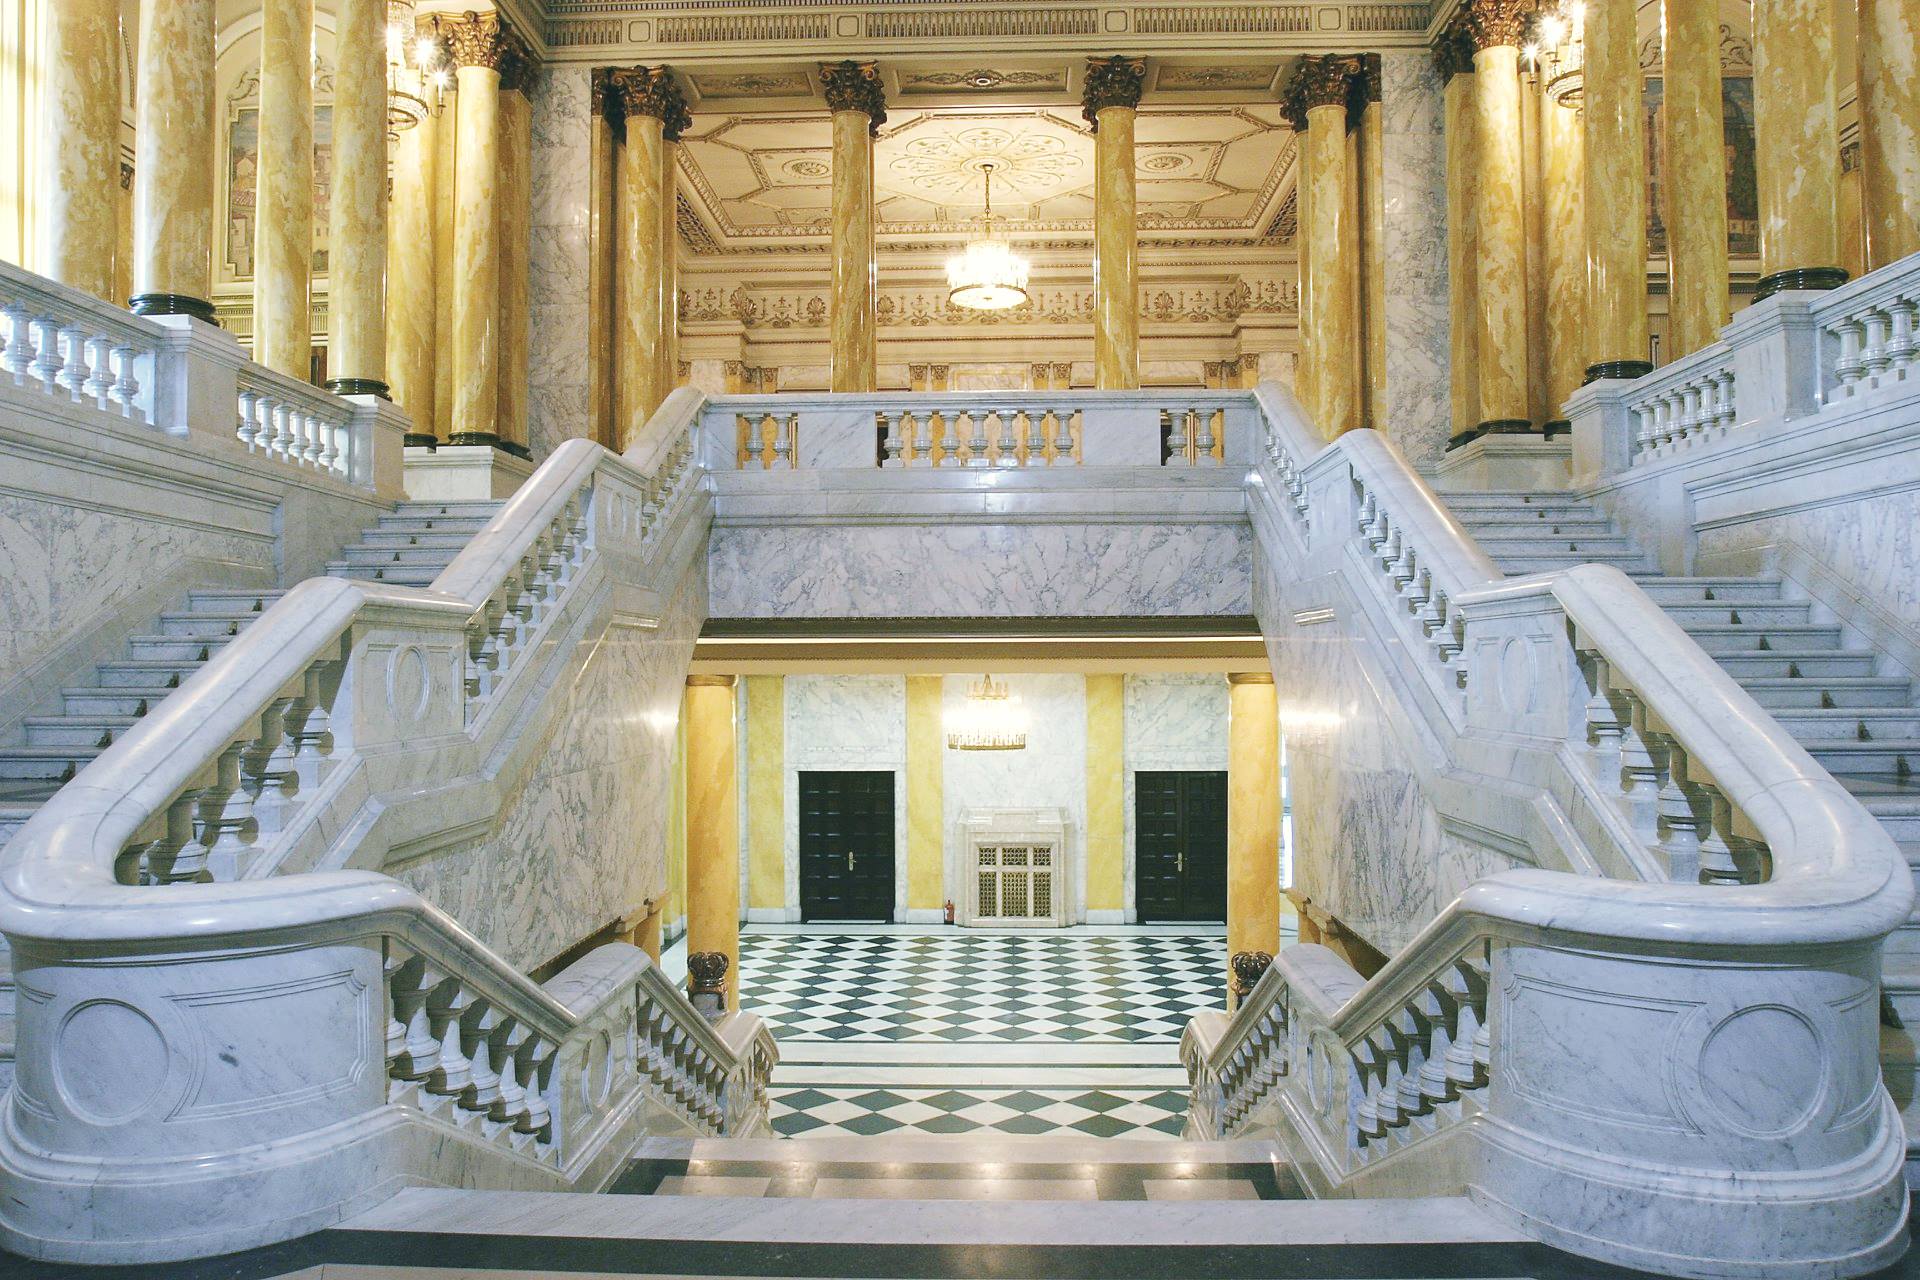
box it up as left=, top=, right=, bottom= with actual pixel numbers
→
left=1678, top=623, right=1849, bottom=655
left=0, top=746, right=100, bottom=783
left=336, top=545, right=468, bottom=567
left=356, top=528, right=485, bottom=550
left=388, top=500, right=507, bottom=519
left=21, top=715, right=138, bottom=749
left=326, top=562, right=445, bottom=586
left=1737, top=677, right=1916, bottom=710
left=1840, top=784, right=1920, bottom=840
left=58, top=686, right=176, bottom=718
left=95, top=658, right=206, bottom=688
left=1468, top=533, right=1642, bottom=555
left=1453, top=516, right=1622, bottom=536
left=1767, top=708, right=1920, bottom=741
left=1657, top=601, right=1817, bottom=627
left=1706, top=651, right=1881, bottom=679
left=124, top=632, right=234, bottom=662
left=1492, top=553, right=1661, bottom=575
left=152, top=609, right=264, bottom=638
left=1803, top=740, right=1920, bottom=776
left=183, top=587, right=287, bottom=612
left=1630, top=576, right=1787, bottom=603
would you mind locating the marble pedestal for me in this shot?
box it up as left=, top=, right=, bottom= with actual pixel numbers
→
left=1429, top=434, right=1571, bottom=491
left=403, top=444, right=535, bottom=501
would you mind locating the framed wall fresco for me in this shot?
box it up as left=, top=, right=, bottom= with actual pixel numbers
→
left=1643, top=75, right=1759, bottom=260
left=224, top=90, right=333, bottom=280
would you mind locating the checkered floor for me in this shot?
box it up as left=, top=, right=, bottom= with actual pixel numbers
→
left=770, top=1085, right=1191, bottom=1139
left=739, top=932, right=1224, bottom=1043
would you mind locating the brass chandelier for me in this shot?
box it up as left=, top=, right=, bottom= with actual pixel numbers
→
left=945, top=162, right=1031, bottom=312
left=946, top=675, right=1029, bottom=751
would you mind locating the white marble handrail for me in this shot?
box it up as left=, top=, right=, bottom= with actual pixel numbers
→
left=1815, top=248, right=1920, bottom=407
left=0, top=258, right=158, bottom=424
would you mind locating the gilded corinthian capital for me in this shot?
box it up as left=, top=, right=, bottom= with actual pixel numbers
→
left=1463, top=0, right=1537, bottom=50
left=820, top=61, right=886, bottom=134
left=1081, top=55, right=1146, bottom=129
left=605, top=65, right=692, bottom=140
left=437, top=10, right=511, bottom=71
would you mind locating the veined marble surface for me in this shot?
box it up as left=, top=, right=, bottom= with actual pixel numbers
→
left=527, top=64, right=593, bottom=464
left=395, top=555, right=705, bottom=972
left=708, top=522, right=1251, bottom=618
left=1379, top=50, right=1452, bottom=473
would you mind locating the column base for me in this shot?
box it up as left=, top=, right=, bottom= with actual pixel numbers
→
left=446, top=430, right=500, bottom=448
left=1432, top=430, right=1571, bottom=491
left=1445, top=419, right=1535, bottom=451
left=402, top=433, right=440, bottom=449
left=128, top=293, right=218, bottom=324
left=403, top=442, right=534, bottom=501
left=1753, top=266, right=1849, bottom=302
left=498, top=441, right=533, bottom=462
left=1542, top=419, right=1571, bottom=438
left=1584, top=360, right=1654, bottom=384
left=322, top=378, right=391, bottom=399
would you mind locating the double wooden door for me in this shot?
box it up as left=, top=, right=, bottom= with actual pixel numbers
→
left=798, top=770, right=896, bottom=922
left=1135, top=770, right=1229, bottom=922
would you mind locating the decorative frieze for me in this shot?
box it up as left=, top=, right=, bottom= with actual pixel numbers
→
left=677, top=276, right=1297, bottom=330
left=819, top=60, right=887, bottom=133
left=1081, top=55, right=1147, bottom=128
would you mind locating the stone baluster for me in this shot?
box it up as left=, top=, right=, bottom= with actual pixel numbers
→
left=964, top=408, right=990, bottom=467
left=1053, top=407, right=1076, bottom=462
left=995, top=407, right=1019, bottom=467
left=388, top=954, right=445, bottom=1081
left=881, top=411, right=906, bottom=467
left=1616, top=690, right=1667, bottom=837
left=937, top=409, right=961, bottom=465
left=125, top=793, right=198, bottom=884
left=1194, top=407, right=1218, bottom=465
left=1164, top=408, right=1188, bottom=464
left=1025, top=405, right=1048, bottom=461
left=913, top=410, right=933, bottom=463
left=772, top=413, right=797, bottom=468
left=1696, top=787, right=1746, bottom=885
left=1652, top=734, right=1705, bottom=880
left=741, top=415, right=764, bottom=468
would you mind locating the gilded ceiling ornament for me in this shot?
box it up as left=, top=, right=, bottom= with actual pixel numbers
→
left=1463, top=0, right=1537, bottom=51
left=438, top=11, right=510, bottom=72
left=820, top=61, right=887, bottom=134
left=605, top=66, right=692, bottom=140
left=1081, top=55, right=1146, bottom=129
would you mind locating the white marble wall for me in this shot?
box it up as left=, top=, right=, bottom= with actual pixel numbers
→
left=527, top=65, right=595, bottom=464
left=1379, top=50, right=1452, bottom=473
left=1122, top=673, right=1230, bottom=921
left=395, top=558, right=705, bottom=972
left=708, top=523, right=1251, bottom=618
left=1698, top=490, right=1920, bottom=642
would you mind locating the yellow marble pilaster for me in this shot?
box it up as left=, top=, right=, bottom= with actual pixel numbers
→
left=656, top=126, right=681, bottom=407
left=253, top=0, right=314, bottom=378
left=1520, top=65, right=1548, bottom=427
left=1661, top=0, right=1729, bottom=360
left=446, top=13, right=510, bottom=445
left=666, top=694, right=688, bottom=931
left=1288, top=55, right=1360, bottom=437
left=41, top=0, right=120, bottom=300
left=1581, top=0, right=1651, bottom=377
left=744, top=676, right=785, bottom=915
left=1751, top=0, right=1843, bottom=297
left=115, top=164, right=134, bottom=308
left=132, top=0, right=216, bottom=320
left=1227, top=673, right=1279, bottom=1010
left=1358, top=58, right=1387, bottom=431
left=1541, top=92, right=1585, bottom=427
left=823, top=61, right=883, bottom=393
left=1343, top=116, right=1365, bottom=423
left=1840, top=151, right=1867, bottom=281
left=497, top=66, right=533, bottom=448
left=431, top=76, right=459, bottom=441
left=387, top=107, right=438, bottom=434
left=325, top=0, right=387, bottom=395
left=608, top=66, right=688, bottom=446
left=1465, top=3, right=1531, bottom=431
left=1294, top=139, right=1318, bottom=423
left=1084, top=674, right=1125, bottom=919
left=588, top=76, right=619, bottom=449
left=1857, top=0, right=1920, bottom=269
left=686, top=675, right=741, bottom=1002
left=1084, top=57, right=1145, bottom=392
left=905, top=675, right=945, bottom=915
left=1440, top=40, right=1481, bottom=437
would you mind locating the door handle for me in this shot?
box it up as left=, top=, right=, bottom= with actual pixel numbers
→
left=847, top=850, right=855, bottom=871
left=1176, top=850, right=1185, bottom=873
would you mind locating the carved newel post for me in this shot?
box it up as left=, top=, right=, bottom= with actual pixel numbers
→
left=688, top=951, right=729, bottom=1021
left=1231, top=950, right=1274, bottom=1006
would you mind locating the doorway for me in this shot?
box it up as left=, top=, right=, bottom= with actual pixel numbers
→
left=798, top=770, right=897, bottom=922
left=1134, top=770, right=1229, bottom=922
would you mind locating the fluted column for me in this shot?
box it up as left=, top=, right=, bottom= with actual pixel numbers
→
left=1357, top=56, right=1386, bottom=431
left=1227, top=673, right=1279, bottom=1010
left=388, top=104, right=439, bottom=443
left=132, top=0, right=217, bottom=321
left=1660, top=0, right=1728, bottom=359
left=1857, top=0, right=1920, bottom=269
left=253, top=0, right=314, bottom=378
left=445, top=12, right=510, bottom=446
left=1464, top=0, right=1530, bottom=433
left=1292, top=56, right=1360, bottom=436
left=1084, top=57, right=1145, bottom=391
left=1540, top=88, right=1585, bottom=429
left=1751, top=0, right=1844, bottom=299
left=822, top=61, right=884, bottom=393
left=1439, top=35, right=1480, bottom=438
left=685, top=675, right=740, bottom=1006
left=608, top=66, right=689, bottom=449
left=498, top=52, right=533, bottom=453
left=325, top=0, right=388, bottom=396
left=1581, top=0, right=1650, bottom=380
left=41, top=0, right=121, bottom=300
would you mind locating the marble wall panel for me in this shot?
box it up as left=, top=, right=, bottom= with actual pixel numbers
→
left=394, top=558, right=706, bottom=972
left=527, top=64, right=595, bottom=463
left=707, top=523, right=1252, bottom=618
left=1379, top=50, right=1453, bottom=473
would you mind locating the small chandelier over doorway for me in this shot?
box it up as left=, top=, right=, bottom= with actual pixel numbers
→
left=946, top=675, right=1029, bottom=751
left=946, top=162, right=1031, bottom=312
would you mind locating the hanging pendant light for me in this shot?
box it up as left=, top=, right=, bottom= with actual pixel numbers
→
left=946, top=675, right=1029, bottom=751
left=946, top=162, right=1031, bottom=312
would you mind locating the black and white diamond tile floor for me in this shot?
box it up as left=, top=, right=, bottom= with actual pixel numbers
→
left=770, top=1084, right=1191, bottom=1140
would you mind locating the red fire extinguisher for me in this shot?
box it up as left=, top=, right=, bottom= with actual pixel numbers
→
left=943, top=898, right=955, bottom=924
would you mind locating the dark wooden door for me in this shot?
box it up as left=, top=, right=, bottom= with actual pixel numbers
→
left=1135, top=771, right=1230, bottom=922
left=798, top=770, right=896, bottom=922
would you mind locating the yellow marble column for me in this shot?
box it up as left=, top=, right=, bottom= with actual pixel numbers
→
left=497, top=54, right=533, bottom=452
left=1581, top=0, right=1651, bottom=379
left=1357, top=56, right=1387, bottom=431
left=1293, top=56, right=1360, bottom=436
left=445, top=13, right=510, bottom=445
left=686, top=675, right=741, bottom=1004
left=40, top=0, right=120, bottom=300
left=1084, top=674, right=1125, bottom=921
left=1464, top=1, right=1531, bottom=433
left=1540, top=87, right=1585, bottom=428
left=1084, top=56, right=1145, bottom=391
left=822, top=61, right=884, bottom=393
left=655, top=114, right=681, bottom=410
left=325, top=0, right=388, bottom=396
left=1660, top=0, right=1729, bottom=360
left=1227, top=673, right=1279, bottom=1010
left=1857, top=0, right=1920, bottom=269
left=115, top=163, right=134, bottom=307
left=608, top=66, right=689, bottom=449
left=1750, top=0, right=1844, bottom=298
left=588, top=72, right=619, bottom=448
left=905, top=675, right=945, bottom=917
left=431, top=62, right=458, bottom=441
left=1290, top=98, right=1318, bottom=422
left=745, top=676, right=785, bottom=917
left=388, top=104, right=439, bottom=442
left=1439, top=35, right=1481, bottom=438
left=253, top=0, right=314, bottom=378
left=132, top=0, right=217, bottom=321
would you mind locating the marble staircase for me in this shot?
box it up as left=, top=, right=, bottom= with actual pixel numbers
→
left=325, top=498, right=506, bottom=586
left=1443, top=490, right=1920, bottom=1011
